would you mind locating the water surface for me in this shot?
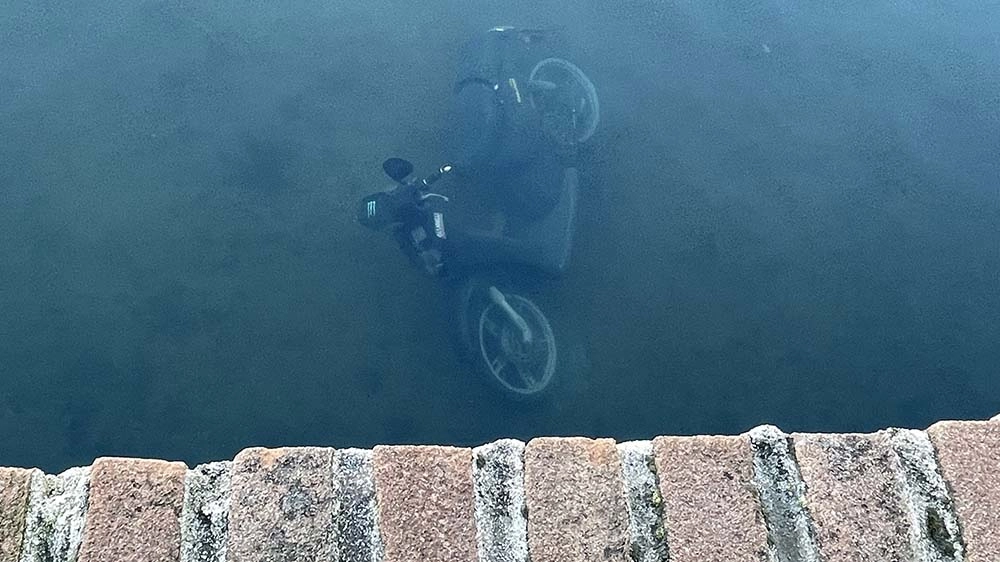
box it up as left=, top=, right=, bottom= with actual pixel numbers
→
left=1, top=1, right=997, bottom=472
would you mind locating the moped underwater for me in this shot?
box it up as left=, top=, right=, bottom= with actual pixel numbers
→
left=357, top=26, right=599, bottom=400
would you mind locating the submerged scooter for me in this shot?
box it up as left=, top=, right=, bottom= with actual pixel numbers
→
left=357, top=26, right=599, bottom=400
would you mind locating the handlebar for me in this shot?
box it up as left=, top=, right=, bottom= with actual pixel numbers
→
left=419, top=164, right=454, bottom=188
left=358, top=163, right=453, bottom=231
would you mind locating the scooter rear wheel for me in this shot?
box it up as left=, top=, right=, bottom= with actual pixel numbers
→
left=454, top=278, right=558, bottom=401
left=527, top=57, right=600, bottom=145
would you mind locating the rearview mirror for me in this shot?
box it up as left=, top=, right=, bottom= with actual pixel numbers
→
left=382, top=158, right=414, bottom=183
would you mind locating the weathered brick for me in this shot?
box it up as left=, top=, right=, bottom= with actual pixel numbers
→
left=372, top=445, right=476, bottom=562
left=76, top=458, right=187, bottom=562
left=473, top=439, right=528, bottom=562
left=227, top=447, right=337, bottom=562
left=793, top=432, right=911, bottom=562
left=335, top=448, right=382, bottom=562
left=618, top=441, right=668, bottom=562
left=652, top=435, right=767, bottom=562
left=0, top=468, right=32, bottom=562
left=181, top=462, right=231, bottom=562
left=927, top=420, right=1000, bottom=562
left=890, top=429, right=963, bottom=562
left=20, top=467, right=90, bottom=562
left=524, top=437, right=629, bottom=562
left=748, top=426, right=819, bottom=562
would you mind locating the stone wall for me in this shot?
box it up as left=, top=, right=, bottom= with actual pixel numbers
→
left=1, top=417, right=998, bottom=562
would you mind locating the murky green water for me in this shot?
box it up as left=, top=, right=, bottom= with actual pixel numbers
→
left=1, top=1, right=997, bottom=472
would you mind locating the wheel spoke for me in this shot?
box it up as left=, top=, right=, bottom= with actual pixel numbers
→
left=528, top=79, right=558, bottom=91
left=482, top=315, right=502, bottom=338
left=529, top=337, right=549, bottom=361
left=490, top=355, right=507, bottom=375
left=515, top=362, right=539, bottom=388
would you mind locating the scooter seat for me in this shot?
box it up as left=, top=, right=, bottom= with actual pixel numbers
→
left=448, top=167, right=577, bottom=277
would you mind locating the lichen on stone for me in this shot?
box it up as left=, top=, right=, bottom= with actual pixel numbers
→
left=18, top=467, right=90, bottom=562
left=617, top=441, right=668, bottom=562
left=180, top=462, right=231, bottom=562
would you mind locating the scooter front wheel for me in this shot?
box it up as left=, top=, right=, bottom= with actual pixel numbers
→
left=455, top=279, right=558, bottom=401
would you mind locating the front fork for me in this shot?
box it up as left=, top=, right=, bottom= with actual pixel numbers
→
left=488, top=286, right=533, bottom=344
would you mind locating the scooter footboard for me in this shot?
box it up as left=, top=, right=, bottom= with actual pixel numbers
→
left=515, top=167, right=578, bottom=275
left=446, top=167, right=578, bottom=277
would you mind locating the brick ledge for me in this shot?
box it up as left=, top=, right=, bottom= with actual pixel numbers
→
left=1, top=417, right=998, bottom=562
